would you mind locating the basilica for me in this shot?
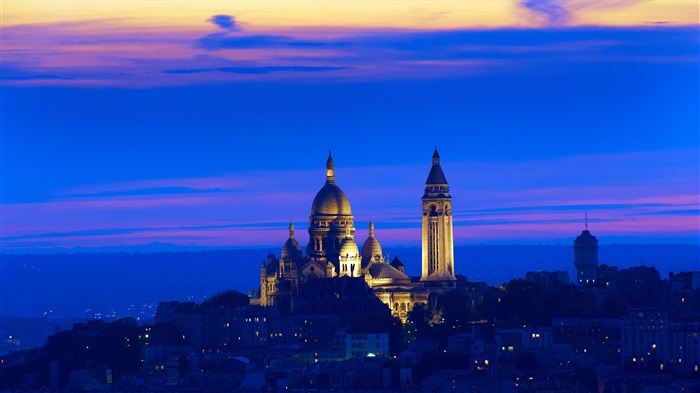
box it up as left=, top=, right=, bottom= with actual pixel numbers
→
left=259, top=149, right=457, bottom=320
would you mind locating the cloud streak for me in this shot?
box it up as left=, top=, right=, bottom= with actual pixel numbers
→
left=1, top=21, right=696, bottom=86
left=164, top=65, right=347, bottom=74
left=519, top=0, right=647, bottom=26
left=2, top=148, right=698, bottom=250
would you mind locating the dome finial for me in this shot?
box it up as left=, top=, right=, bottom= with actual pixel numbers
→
left=432, top=147, right=440, bottom=165
left=289, top=220, right=295, bottom=238
left=369, top=219, right=375, bottom=237
left=326, top=151, right=335, bottom=183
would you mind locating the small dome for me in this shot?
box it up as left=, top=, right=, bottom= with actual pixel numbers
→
left=339, top=237, right=359, bottom=258
left=362, top=237, right=382, bottom=260
left=281, top=222, right=302, bottom=260
left=574, top=230, right=598, bottom=246
left=361, top=220, right=383, bottom=261
left=281, top=238, right=302, bottom=260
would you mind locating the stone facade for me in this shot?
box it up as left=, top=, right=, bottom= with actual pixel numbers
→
left=259, top=149, right=457, bottom=320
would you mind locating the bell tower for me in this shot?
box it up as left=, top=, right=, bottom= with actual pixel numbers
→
left=421, top=148, right=456, bottom=282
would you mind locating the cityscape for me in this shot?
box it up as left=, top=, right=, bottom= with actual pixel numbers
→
left=2, top=0, right=699, bottom=392
left=1, top=152, right=698, bottom=392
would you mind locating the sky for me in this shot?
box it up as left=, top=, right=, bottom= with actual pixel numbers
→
left=1, top=0, right=699, bottom=251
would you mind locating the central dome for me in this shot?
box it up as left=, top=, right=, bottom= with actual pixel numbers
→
left=311, top=182, right=352, bottom=216
left=310, top=152, right=352, bottom=216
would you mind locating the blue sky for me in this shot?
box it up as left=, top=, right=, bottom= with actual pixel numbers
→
left=1, top=2, right=699, bottom=251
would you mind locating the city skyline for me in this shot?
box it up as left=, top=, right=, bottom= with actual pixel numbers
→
left=2, top=1, right=699, bottom=251
left=2, top=3, right=699, bottom=390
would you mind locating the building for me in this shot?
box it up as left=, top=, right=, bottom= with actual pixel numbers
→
left=495, top=327, right=554, bottom=370
left=345, top=333, right=389, bottom=359
left=616, top=266, right=662, bottom=307
left=552, top=318, right=621, bottom=366
left=421, top=149, right=456, bottom=284
left=597, top=264, right=618, bottom=288
left=259, top=149, right=458, bottom=320
left=621, top=308, right=700, bottom=376
left=667, top=271, right=700, bottom=321
left=525, top=270, right=570, bottom=288
left=573, top=224, right=599, bottom=286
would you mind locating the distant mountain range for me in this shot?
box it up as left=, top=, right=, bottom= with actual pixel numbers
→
left=2, top=244, right=698, bottom=318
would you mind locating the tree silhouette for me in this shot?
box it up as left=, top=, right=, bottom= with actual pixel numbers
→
left=202, top=290, right=250, bottom=308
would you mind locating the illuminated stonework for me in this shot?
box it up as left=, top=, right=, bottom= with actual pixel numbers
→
left=421, top=148, right=456, bottom=282
left=259, top=150, right=457, bottom=320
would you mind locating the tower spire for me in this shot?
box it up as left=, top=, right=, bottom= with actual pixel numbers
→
left=425, top=147, right=448, bottom=185
left=369, top=219, right=375, bottom=237
left=432, top=146, right=440, bottom=165
left=289, top=220, right=295, bottom=238
left=326, top=151, right=335, bottom=183
left=585, top=212, right=588, bottom=230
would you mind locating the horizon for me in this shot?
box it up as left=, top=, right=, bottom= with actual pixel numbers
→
left=3, top=243, right=698, bottom=318
left=3, top=238, right=700, bottom=256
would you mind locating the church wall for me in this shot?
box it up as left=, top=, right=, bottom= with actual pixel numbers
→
left=259, top=150, right=454, bottom=318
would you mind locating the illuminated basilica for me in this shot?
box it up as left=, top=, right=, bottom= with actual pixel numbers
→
left=259, top=149, right=457, bottom=320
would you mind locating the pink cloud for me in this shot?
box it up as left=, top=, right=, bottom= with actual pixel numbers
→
left=2, top=148, right=698, bottom=250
